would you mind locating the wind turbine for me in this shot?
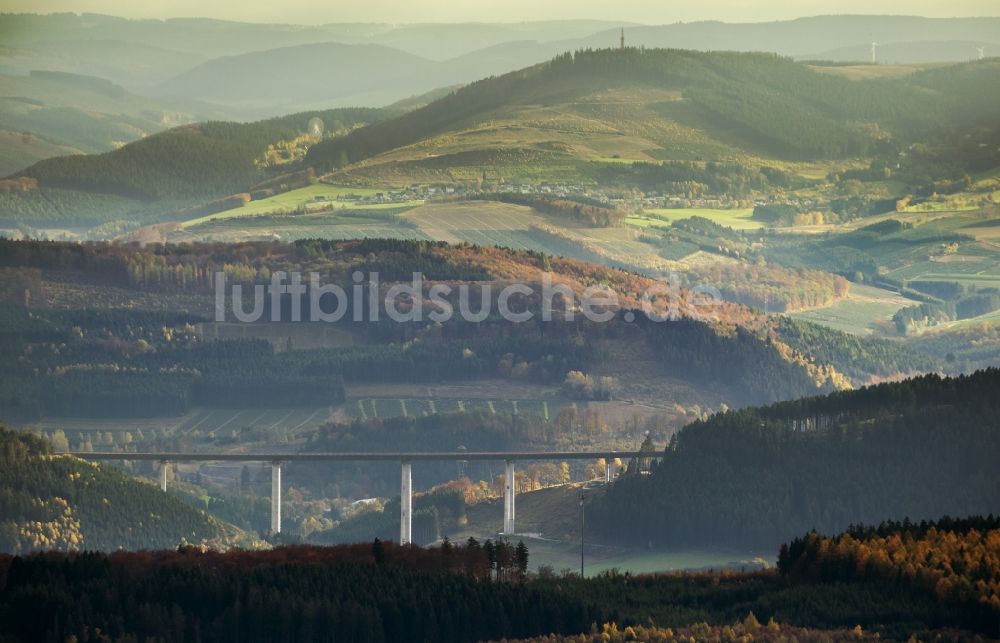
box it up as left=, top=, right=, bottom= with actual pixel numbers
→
left=976, top=46, right=985, bottom=61
left=870, top=41, right=879, bottom=64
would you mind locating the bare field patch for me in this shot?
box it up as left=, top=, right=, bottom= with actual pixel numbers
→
left=406, top=201, right=538, bottom=244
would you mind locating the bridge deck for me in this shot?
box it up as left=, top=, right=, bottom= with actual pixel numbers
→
left=65, top=451, right=650, bottom=462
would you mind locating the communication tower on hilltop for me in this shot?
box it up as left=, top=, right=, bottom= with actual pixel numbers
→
left=620, top=28, right=625, bottom=50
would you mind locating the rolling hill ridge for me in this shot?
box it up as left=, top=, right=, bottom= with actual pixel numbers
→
left=157, top=41, right=568, bottom=113
left=5, top=48, right=999, bottom=230
left=306, top=47, right=1000, bottom=176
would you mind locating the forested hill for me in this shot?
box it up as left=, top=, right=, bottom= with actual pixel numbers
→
left=592, top=368, right=1000, bottom=549
left=0, top=238, right=858, bottom=422
left=1, top=523, right=996, bottom=641
left=11, top=106, right=390, bottom=200
left=306, top=48, right=1000, bottom=168
left=7, top=49, right=999, bottom=226
left=0, top=426, right=252, bottom=552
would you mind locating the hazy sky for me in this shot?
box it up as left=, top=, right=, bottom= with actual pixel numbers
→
left=5, top=0, right=1000, bottom=24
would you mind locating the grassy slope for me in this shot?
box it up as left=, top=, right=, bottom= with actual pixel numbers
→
left=305, top=51, right=999, bottom=187
left=180, top=184, right=387, bottom=227
left=787, top=283, right=916, bottom=336
left=327, top=85, right=754, bottom=187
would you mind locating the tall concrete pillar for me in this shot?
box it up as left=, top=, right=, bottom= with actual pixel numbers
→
left=605, top=460, right=613, bottom=483
left=400, top=461, right=412, bottom=545
left=160, top=461, right=169, bottom=492
left=503, top=460, right=516, bottom=535
left=271, top=462, right=282, bottom=534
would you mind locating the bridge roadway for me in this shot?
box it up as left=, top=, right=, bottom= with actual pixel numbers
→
left=67, top=450, right=650, bottom=544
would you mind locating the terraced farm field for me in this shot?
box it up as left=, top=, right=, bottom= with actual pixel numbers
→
left=406, top=201, right=540, bottom=246
left=349, top=397, right=557, bottom=421
left=27, top=406, right=337, bottom=449
left=787, top=283, right=917, bottom=335
left=886, top=256, right=1000, bottom=289
left=407, top=201, right=648, bottom=263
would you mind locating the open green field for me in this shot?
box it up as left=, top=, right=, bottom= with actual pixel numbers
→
left=180, top=207, right=430, bottom=242
left=902, top=200, right=982, bottom=213
left=911, top=306, right=1000, bottom=335
left=885, top=253, right=1000, bottom=289
left=787, top=283, right=917, bottom=335
left=636, top=207, right=760, bottom=230
left=181, top=184, right=419, bottom=228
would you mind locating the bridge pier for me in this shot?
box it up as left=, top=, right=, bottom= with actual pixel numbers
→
left=68, top=451, right=652, bottom=543
left=605, top=459, right=613, bottom=483
left=400, top=461, right=412, bottom=545
left=503, top=459, right=516, bottom=535
left=271, top=462, right=282, bottom=534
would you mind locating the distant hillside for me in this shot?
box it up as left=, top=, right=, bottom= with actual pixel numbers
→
left=0, top=13, right=371, bottom=75
left=0, top=426, right=249, bottom=552
left=592, top=369, right=1000, bottom=549
left=4, top=13, right=995, bottom=94
left=2, top=14, right=994, bottom=127
left=158, top=43, right=444, bottom=112
left=18, top=106, right=391, bottom=198
left=0, top=14, right=620, bottom=110
left=0, top=37, right=208, bottom=89
left=306, top=48, right=1000, bottom=177
left=0, top=70, right=213, bottom=176
left=157, top=40, right=565, bottom=114
left=579, top=16, right=1000, bottom=60
left=0, top=14, right=621, bottom=70
left=807, top=40, right=994, bottom=64
left=6, top=48, right=999, bottom=227
left=1, top=106, right=390, bottom=225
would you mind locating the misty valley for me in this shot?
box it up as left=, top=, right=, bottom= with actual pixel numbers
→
left=0, top=6, right=999, bottom=643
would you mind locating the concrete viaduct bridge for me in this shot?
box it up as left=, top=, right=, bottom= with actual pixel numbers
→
left=70, top=450, right=651, bottom=544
